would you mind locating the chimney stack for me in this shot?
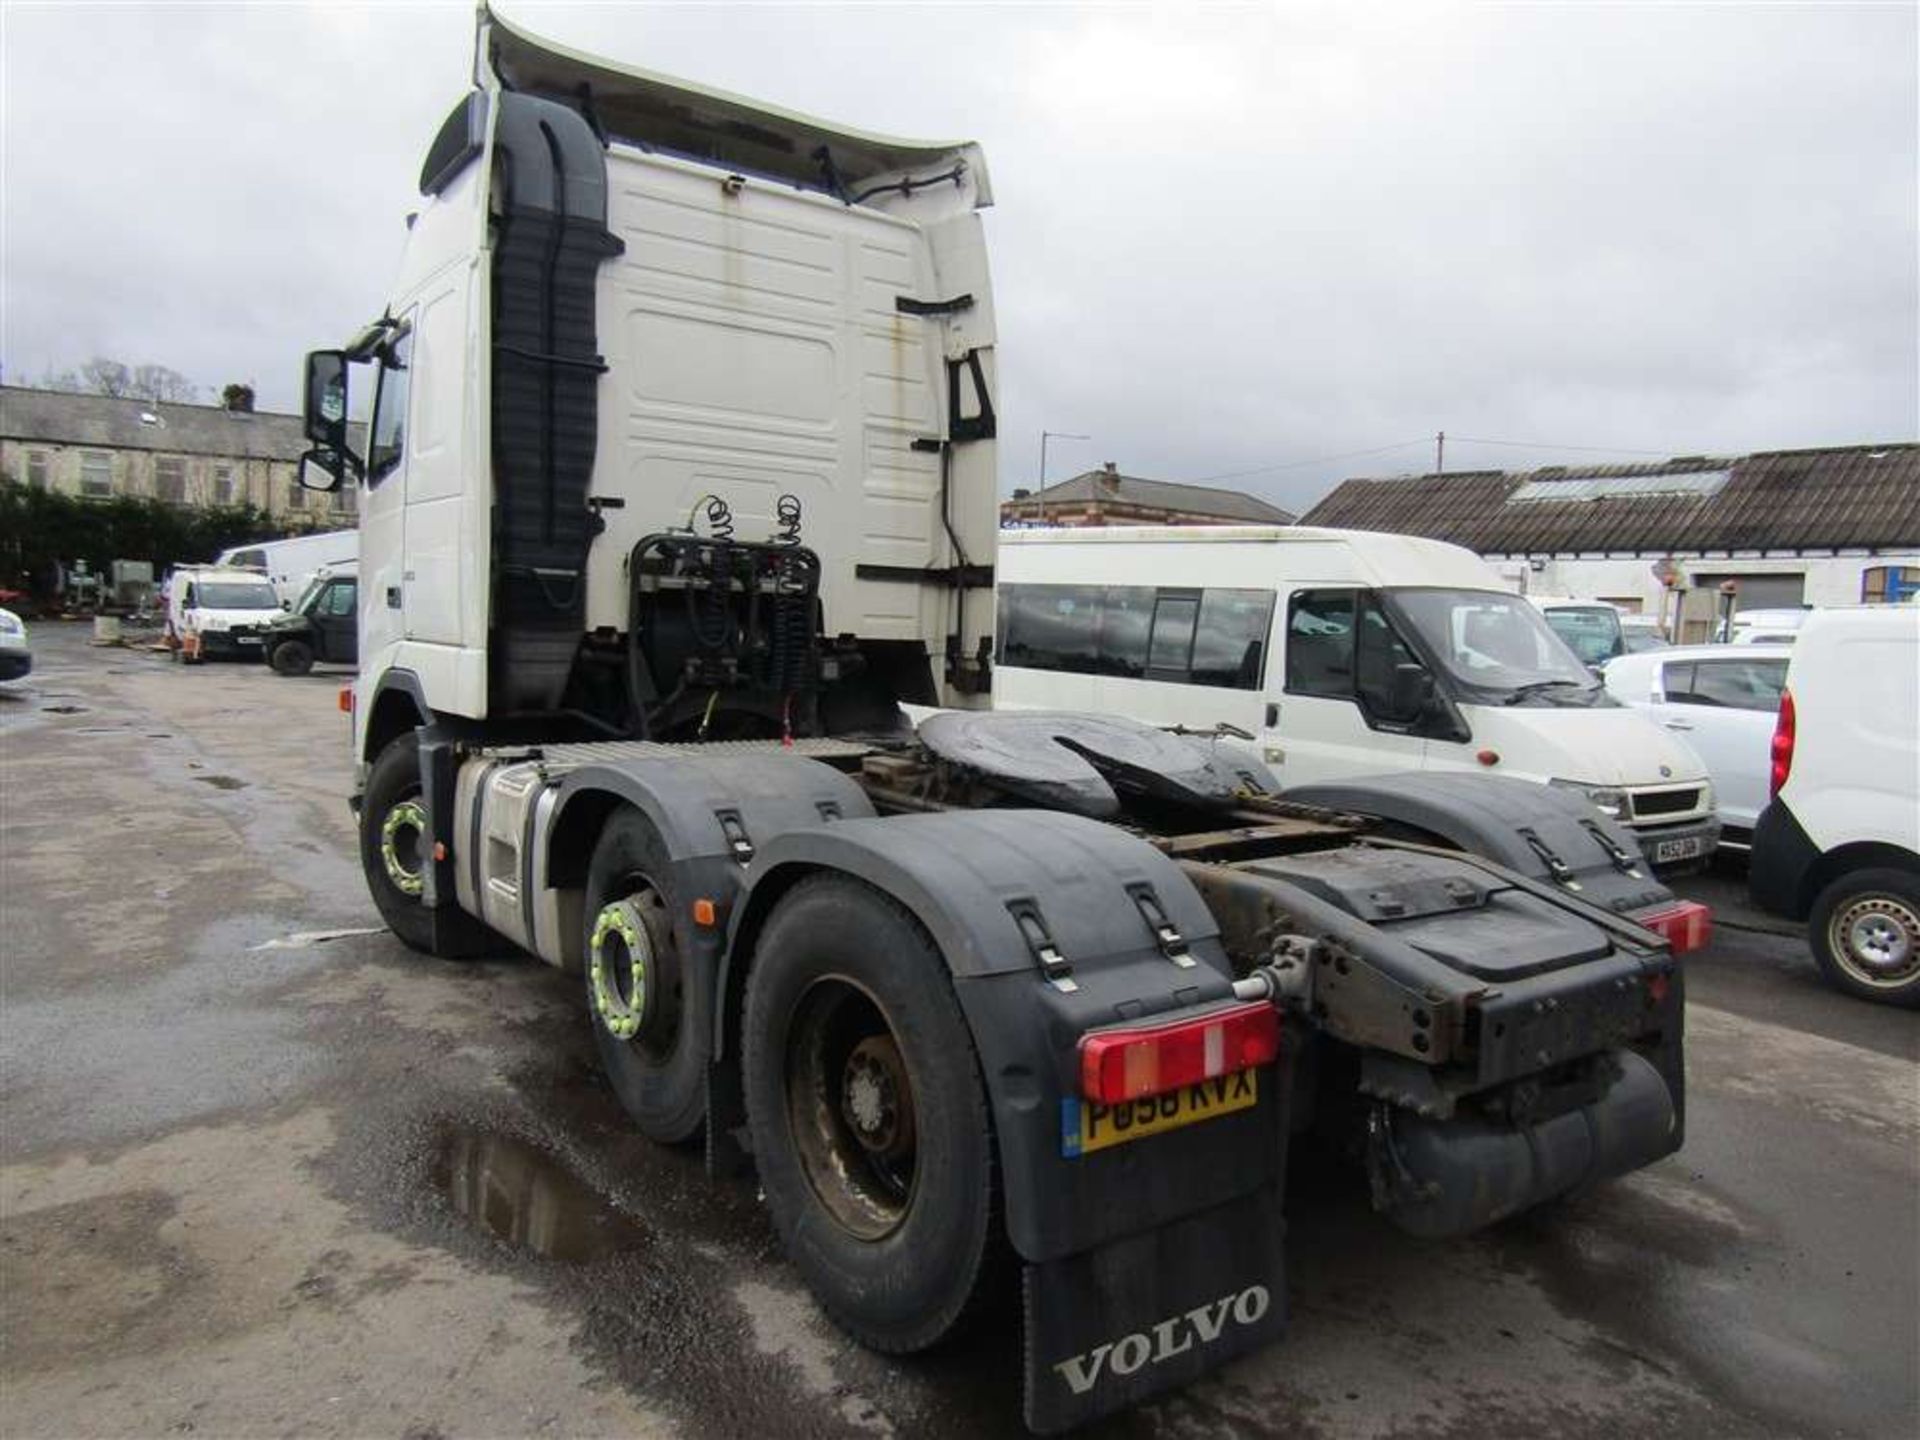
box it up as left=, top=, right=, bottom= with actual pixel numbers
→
left=1099, top=461, right=1119, bottom=493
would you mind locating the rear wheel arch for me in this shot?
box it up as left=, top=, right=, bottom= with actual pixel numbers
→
left=1803, top=841, right=1920, bottom=912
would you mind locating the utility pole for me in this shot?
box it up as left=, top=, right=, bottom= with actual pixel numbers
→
left=1436, top=430, right=1445, bottom=475
left=1037, top=430, right=1090, bottom=526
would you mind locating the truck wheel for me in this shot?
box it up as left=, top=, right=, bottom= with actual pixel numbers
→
left=270, top=639, right=314, bottom=676
left=360, top=737, right=493, bottom=958
left=743, top=875, right=1004, bottom=1353
left=1808, top=868, right=1920, bottom=1008
left=584, top=810, right=707, bottom=1143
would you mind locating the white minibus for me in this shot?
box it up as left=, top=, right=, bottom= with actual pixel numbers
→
left=995, top=526, right=1719, bottom=869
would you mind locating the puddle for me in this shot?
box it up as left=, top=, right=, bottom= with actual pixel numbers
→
left=249, top=926, right=385, bottom=952
left=432, top=1129, right=647, bottom=1263
left=194, top=774, right=248, bottom=791
left=40, top=704, right=86, bottom=715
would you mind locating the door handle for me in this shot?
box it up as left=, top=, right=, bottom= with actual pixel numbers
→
left=386, top=586, right=402, bottom=609
left=1663, top=720, right=1693, bottom=731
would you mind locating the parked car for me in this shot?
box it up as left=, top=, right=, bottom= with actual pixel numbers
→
left=0, top=607, right=30, bottom=681
left=263, top=567, right=358, bottom=676
left=1726, top=607, right=1809, bottom=645
left=996, top=527, right=1719, bottom=872
left=1749, top=607, right=1920, bottom=1006
left=1603, top=644, right=1791, bottom=848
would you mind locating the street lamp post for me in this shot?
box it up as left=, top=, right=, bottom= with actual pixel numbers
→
left=1037, top=430, right=1090, bottom=526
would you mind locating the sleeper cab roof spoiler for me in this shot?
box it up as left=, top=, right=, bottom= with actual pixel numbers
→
left=478, top=5, right=992, bottom=211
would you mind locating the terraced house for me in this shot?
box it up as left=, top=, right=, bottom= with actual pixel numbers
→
left=0, top=384, right=358, bottom=525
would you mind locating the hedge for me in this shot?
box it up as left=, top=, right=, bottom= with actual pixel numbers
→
left=0, top=481, right=306, bottom=595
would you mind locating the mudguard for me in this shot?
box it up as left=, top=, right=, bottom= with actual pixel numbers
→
left=724, top=809, right=1292, bottom=1432
left=1284, top=772, right=1675, bottom=915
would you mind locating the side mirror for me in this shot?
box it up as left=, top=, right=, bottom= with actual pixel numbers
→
left=298, top=449, right=343, bottom=494
left=304, top=350, right=349, bottom=451
left=1387, top=663, right=1436, bottom=723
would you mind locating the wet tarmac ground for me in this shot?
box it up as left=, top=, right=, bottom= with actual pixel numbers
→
left=2, top=621, right=1915, bottom=1439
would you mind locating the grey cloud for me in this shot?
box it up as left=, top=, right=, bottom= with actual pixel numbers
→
left=3, top=1, right=1912, bottom=516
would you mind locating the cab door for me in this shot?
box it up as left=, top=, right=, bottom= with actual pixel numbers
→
left=311, top=579, right=359, bottom=664
left=1263, top=588, right=1430, bottom=783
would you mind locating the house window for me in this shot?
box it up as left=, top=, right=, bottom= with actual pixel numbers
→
left=155, top=456, right=186, bottom=504
left=80, top=451, right=114, bottom=498
left=212, top=465, right=235, bottom=505
left=286, top=478, right=306, bottom=511
left=27, top=451, right=49, bottom=490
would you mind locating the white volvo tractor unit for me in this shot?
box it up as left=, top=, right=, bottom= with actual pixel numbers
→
left=298, top=10, right=1710, bottom=1431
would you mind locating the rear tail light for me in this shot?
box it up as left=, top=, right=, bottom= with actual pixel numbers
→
left=1079, top=1001, right=1280, bottom=1106
left=1769, top=687, right=1795, bottom=798
left=339, top=685, right=354, bottom=716
left=1634, top=899, right=1713, bottom=956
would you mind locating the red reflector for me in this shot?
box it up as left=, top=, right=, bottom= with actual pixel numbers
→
left=1476, top=749, right=1500, bottom=767
left=338, top=686, right=354, bottom=715
left=1080, top=1002, right=1280, bottom=1105
left=1647, top=973, right=1671, bottom=1005
left=1769, top=688, right=1795, bottom=799
left=1634, top=899, right=1713, bottom=956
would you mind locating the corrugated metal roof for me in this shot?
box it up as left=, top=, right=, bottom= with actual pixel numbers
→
left=1300, top=444, right=1920, bottom=554
left=0, top=385, right=309, bottom=462
left=1007, top=468, right=1296, bottom=524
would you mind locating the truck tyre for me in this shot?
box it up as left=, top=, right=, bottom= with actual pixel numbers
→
left=270, top=639, right=315, bottom=676
left=360, top=737, right=493, bottom=959
left=743, top=874, right=1005, bottom=1353
left=1808, top=868, right=1920, bottom=1008
left=584, top=810, right=707, bottom=1144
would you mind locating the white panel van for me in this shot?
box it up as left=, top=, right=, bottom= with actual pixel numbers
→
left=995, top=525, right=1719, bottom=869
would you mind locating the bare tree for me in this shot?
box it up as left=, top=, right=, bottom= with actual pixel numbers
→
left=36, top=357, right=201, bottom=404
left=131, top=364, right=199, bottom=404
left=78, top=358, right=133, bottom=397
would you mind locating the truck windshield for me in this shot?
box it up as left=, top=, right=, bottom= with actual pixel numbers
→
left=1386, top=589, right=1607, bottom=706
left=196, top=582, right=280, bottom=610
left=1542, top=606, right=1625, bottom=665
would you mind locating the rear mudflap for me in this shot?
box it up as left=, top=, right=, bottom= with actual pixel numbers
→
left=1023, top=1183, right=1287, bottom=1433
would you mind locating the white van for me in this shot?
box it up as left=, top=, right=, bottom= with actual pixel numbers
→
left=165, top=566, right=284, bottom=663
left=217, top=529, right=358, bottom=607
left=995, top=526, right=1719, bottom=869
left=1749, top=606, right=1920, bottom=1005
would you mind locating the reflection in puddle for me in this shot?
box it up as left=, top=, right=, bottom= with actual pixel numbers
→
left=433, top=1129, right=646, bottom=1263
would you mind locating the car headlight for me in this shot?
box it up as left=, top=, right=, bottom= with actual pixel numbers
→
left=201, top=617, right=227, bottom=632
left=1698, top=780, right=1715, bottom=813
left=1551, top=778, right=1631, bottom=820
left=0, top=613, right=22, bottom=636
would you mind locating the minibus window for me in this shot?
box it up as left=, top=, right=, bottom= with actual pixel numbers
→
left=1099, top=586, right=1155, bottom=677
left=1147, top=595, right=1200, bottom=676
left=1000, top=584, right=1103, bottom=673
left=1192, top=589, right=1275, bottom=690
left=1286, top=590, right=1357, bottom=698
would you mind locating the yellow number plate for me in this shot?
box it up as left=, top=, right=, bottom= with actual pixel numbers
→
left=1060, top=1070, right=1258, bottom=1158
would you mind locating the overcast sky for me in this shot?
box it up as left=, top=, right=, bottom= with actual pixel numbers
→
left=3, top=1, right=1914, bottom=512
